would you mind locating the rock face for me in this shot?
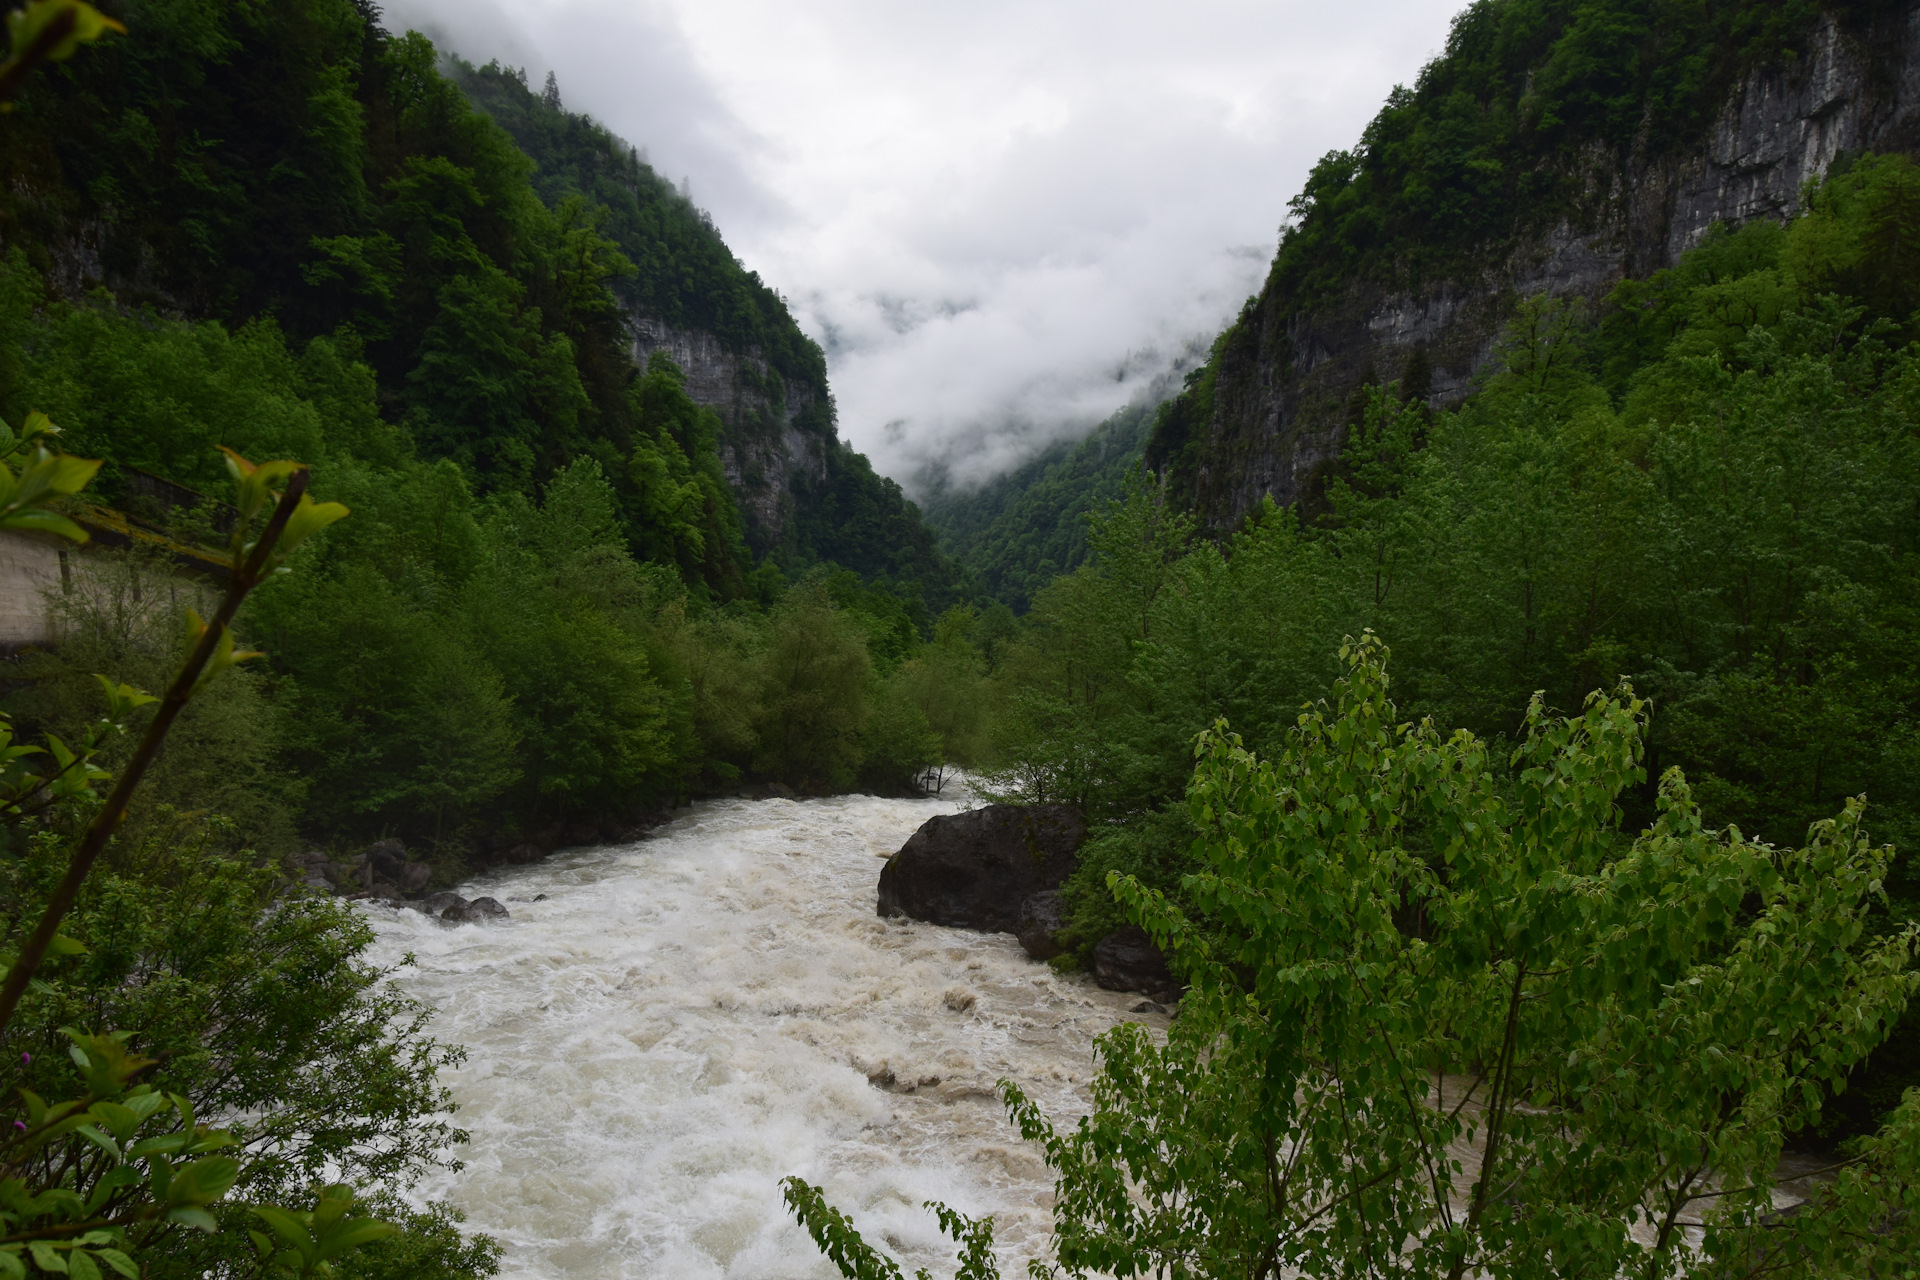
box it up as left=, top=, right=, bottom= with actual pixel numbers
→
left=877, top=805, right=1085, bottom=934
left=359, top=838, right=435, bottom=896
left=629, top=317, right=831, bottom=555
left=1094, top=927, right=1176, bottom=1000
left=1153, top=5, right=1920, bottom=532
left=1016, top=890, right=1068, bottom=960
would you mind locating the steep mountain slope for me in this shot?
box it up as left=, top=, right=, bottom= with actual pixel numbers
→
left=1147, top=0, right=1920, bottom=529
left=921, top=360, right=1195, bottom=611
left=450, top=61, right=962, bottom=601
left=920, top=403, right=1153, bottom=612
left=0, top=0, right=957, bottom=604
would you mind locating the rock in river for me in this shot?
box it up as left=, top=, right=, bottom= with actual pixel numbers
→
left=444, top=896, right=511, bottom=924
left=876, top=804, right=1084, bottom=934
left=1094, top=926, right=1175, bottom=1000
left=417, top=891, right=467, bottom=917
left=1016, top=890, right=1067, bottom=960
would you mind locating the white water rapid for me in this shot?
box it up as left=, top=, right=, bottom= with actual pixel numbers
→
left=361, top=792, right=1162, bottom=1279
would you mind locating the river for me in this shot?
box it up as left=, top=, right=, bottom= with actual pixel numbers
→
left=361, top=791, right=1160, bottom=1279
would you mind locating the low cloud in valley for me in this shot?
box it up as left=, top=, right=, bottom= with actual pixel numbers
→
left=380, top=0, right=1463, bottom=491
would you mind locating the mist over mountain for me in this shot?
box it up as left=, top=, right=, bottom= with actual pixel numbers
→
left=376, top=0, right=1466, bottom=489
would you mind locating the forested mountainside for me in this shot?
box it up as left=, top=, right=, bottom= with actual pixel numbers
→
left=1146, top=0, right=1920, bottom=527
left=920, top=396, right=1157, bottom=613
left=449, top=61, right=960, bottom=596
left=0, top=0, right=988, bottom=862
left=0, top=0, right=957, bottom=602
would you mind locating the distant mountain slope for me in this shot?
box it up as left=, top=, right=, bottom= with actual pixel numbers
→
left=921, top=397, right=1159, bottom=613
left=452, top=61, right=963, bottom=603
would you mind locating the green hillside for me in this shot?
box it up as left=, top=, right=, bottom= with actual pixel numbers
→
left=0, top=0, right=989, bottom=857
left=920, top=397, right=1158, bottom=612
left=449, top=59, right=964, bottom=602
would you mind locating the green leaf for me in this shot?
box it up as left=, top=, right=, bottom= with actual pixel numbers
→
left=164, top=1156, right=238, bottom=1207
left=0, top=1248, right=22, bottom=1280
left=26, top=1242, right=65, bottom=1274
left=72, top=1124, right=118, bottom=1162
left=273, top=495, right=350, bottom=558
left=0, top=508, right=86, bottom=542
left=314, top=1219, right=399, bottom=1260
left=165, top=1207, right=217, bottom=1233
left=250, top=1204, right=314, bottom=1253
left=65, top=1250, right=98, bottom=1280
left=89, top=676, right=155, bottom=720
left=90, top=1252, right=134, bottom=1280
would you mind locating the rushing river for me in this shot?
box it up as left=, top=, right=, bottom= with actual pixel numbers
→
left=361, top=791, right=1161, bottom=1279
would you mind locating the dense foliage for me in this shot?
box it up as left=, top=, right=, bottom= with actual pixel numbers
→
left=797, top=638, right=1920, bottom=1279
left=0, top=814, right=483, bottom=1279
left=2, top=290, right=467, bottom=1279
left=451, top=56, right=967, bottom=598
left=922, top=394, right=1161, bottom=613
left=1268, top=0, right=1904, bottom=309
left=973, top=155, right=1920, bottom=1139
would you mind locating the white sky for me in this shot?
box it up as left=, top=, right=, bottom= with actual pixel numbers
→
left=380, top=0, right=1465, bottom=491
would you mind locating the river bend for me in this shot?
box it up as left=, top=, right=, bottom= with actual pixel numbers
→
left=362, top=792, right=1160, bottom=1279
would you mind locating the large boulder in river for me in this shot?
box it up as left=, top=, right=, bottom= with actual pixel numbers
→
left=444, top=896, right=510, bottom=924
left=877, top=804, right=1085, bottom=933
left=1094, top=927, right=1176, bottom=999
left=366, top=838, right=407, bottom=882
left=1016, top=890, right=1068, bottom=960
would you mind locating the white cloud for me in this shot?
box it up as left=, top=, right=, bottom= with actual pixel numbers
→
left=377, top=0, right=1464, bottom=490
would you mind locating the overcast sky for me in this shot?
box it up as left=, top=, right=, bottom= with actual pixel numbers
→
left=380, top=0, right=1465, bottom=492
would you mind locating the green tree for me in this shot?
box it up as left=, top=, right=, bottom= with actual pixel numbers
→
left=752, top=586, right=871, bottom=791
left=791, top=636, right=1920, bottom=1279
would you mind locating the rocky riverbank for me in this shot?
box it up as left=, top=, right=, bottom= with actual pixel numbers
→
left=876, top=802, right=1179, bottom=1001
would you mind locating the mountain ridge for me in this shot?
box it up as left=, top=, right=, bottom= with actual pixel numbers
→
left=1148, top=0, right=1920, bottom=528
left=450, top=59, right=962, bottom=600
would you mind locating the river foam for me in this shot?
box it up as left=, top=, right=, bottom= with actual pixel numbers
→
left=361, top=792, right=1162, bottom=1279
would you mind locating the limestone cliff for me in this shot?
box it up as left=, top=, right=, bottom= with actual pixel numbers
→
left=629, top=317, right=831, bottom=557
left=1149, top=1, right=1920, bottom=531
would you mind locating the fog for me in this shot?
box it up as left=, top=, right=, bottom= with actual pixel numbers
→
left=379, top=0, right=1463, bottom=491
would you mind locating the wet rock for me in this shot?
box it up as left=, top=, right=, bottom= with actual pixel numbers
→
left=504, top=843, right=544, bottom=865
left=1094, top=927, right=1176, bottom=1000
left=865, top=1064, right=897, bottom=1089
left=1015, top=890, right=1067, bottom=960
left=877, top=804, right=1085, bottom=934
left=942, top=987, right=977, bottom=1013
left=443, top=896, right=511, bottom=924
left=286, top=851, right=341, bottom=894
left=760, top=781, right=796, bottom=800
left=1130, top=1000, right=1169, bottom=1015
left=400, top=862, right=432, bottom=894
left=366, top=838, right=407, bottom=882
left=417, top=892, right=466, bottom=917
